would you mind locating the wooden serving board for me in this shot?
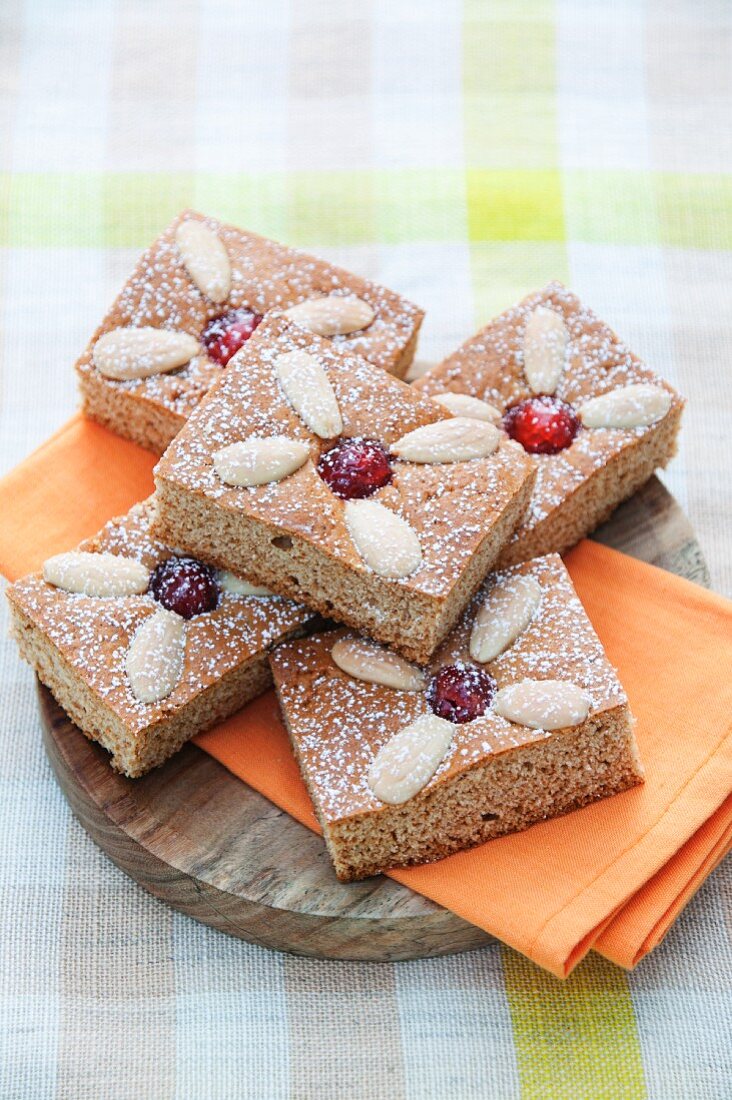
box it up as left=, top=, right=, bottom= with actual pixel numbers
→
left=39, top=476, right=710, bottom=961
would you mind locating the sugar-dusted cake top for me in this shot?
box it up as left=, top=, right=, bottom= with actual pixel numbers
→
left=76, top=209, right=423, bottom=422
left=8, top=499, right=312, bottom=732
left=155, top=312, right=535, bottom=600
left=270, top=554, right=628, bottom=823
left=414, top=282, right=684, bottom=534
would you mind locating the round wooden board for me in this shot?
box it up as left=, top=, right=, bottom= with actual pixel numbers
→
left=39, top=476, right=710, bottom=961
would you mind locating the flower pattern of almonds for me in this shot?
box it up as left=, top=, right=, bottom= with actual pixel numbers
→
left=331, top=575, right=593, bottom=806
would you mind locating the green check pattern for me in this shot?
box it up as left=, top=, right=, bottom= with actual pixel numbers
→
left=1, top=0, right=730, bottom=1097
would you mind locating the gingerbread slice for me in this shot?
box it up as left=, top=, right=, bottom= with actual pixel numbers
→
left=153, top=313, right=536, bottom=664
left=77, top=209, right=424, bottom=454
left=414, top=283, right=684, bottom=565
left=7, top=498, right=315, bottom=777
left=270, top=554, right=643, bottom=882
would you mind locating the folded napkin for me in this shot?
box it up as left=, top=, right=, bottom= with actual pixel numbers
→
left=1, top=417, right=730, bottom=978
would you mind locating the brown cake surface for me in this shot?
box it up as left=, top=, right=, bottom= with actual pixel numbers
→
left=77, top=209, right=424, bottom=454
left=270, top=554, right=643, bottom=881
left=7, top=498, right=314, bottom=777
left=414, top=283, right=684, bottom=564
left=153, top=313, right=536, bottom=664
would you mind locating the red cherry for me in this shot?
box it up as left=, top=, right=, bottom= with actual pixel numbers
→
left=202, top=308, right=263, bottom=366
left=426, top=663, right=497, bottom=724
left=148, top=556, right=219, bottom=619
left=317, top=438, right=393, bottom=500
left=503, top=395, right=580, bottom=455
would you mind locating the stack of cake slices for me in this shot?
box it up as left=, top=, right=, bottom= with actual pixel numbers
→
left=7, top=211, right=684, bottom=881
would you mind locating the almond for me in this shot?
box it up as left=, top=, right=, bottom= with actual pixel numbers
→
left=213, top=436, right=310, bottom=487
left=274, top=350, right=343, bottom=439
left=493, top=679, right=591, bottom=730
left=93, top=327, right=199, bottom=380
left=284, top=295, right=375, bottom=336
left=470, top=575, right=542, bottom=663
left=432, top=392, right=502, bottom=423
left=43, top=551, right=149, bottom=597
left=125, top=608, right=186, bottom=704
left=218, top=570, right=274, bottom=597
left=344, top=500, right=422, bottom=579
left=331, top=636, right=426, bottom=692
left=523, top=305, right=568, bottom=396
left=175, top=219, right=231, bottom=304
left=392, top=417, right=501, bottom=463
left=578, top=384, right=672, bottom=429
left=367, top=714, right=454, bottom=805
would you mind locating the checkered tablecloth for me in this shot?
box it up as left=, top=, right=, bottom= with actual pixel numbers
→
left=1, top=2, right=730, bottom=1097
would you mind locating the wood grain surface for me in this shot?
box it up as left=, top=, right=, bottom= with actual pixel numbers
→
left=39, top=475, right=710, bottom=960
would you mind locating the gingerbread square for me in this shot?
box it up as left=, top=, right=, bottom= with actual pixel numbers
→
left=270, top=554, right=643, bottom=881
left=414, top=283, right=683, bottom=565
left=7, top=499, right=314, bottom=777
left=78, top=209, right=424, bottom=454
left=153, top=313, right=536, bottom=663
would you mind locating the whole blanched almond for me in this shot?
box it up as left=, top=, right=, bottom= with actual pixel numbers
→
left=392, top=417, right=501, bottom=463
left=578, top=384, right=672, bottom=429
left=93, top=327, right=199, bottom=380
left=218, top=570, right=274, bottom=597
left=432, top=392, right=502, bottom=423
left=125, top=608, right=186, bottom=704
left=344, top=500, right=422, bottom=579
left=493, top=679, right=591, bottom=730
left=523, top=305, right=568, bottom=396
left=470, top=574, right=542, bottom=663
left=284, top=295, right=375, bottom=336
left=331, top=636, right=426, bottom=692
left=213, top=436, right=310, bottom=487
left=368, top=714, right=455, bottom=804
left=175, top=219, right=231, bottom=304
left=43, top=551, right=149, bottom=597
left=274, top=350, right=343, bottom=439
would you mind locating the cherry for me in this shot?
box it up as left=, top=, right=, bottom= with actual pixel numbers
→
left=202, top=308, right=263, bottom=366
left=503, top=395, right=580, bottom=455
left=148, top=556, right=219, bottom=619
left=317, top=437, right=393, bottom=500
left=426, top=663, right=497, bottom=724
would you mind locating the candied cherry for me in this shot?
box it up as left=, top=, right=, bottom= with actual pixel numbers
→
left=149, top=556, right=219, bottom=619
left=503, top=395, right=580, bottom=455
left=202, top=308, right=263, bottom=366
left=317, top=437, right=393, bottom=500
left=426, top=663, right=497, bottom=724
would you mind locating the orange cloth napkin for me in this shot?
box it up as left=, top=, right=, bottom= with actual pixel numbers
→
left=1, top=418, right=730, bottom=978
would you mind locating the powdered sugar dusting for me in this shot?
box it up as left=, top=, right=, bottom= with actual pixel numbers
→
left=271, top=553, right=627, bottom=822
